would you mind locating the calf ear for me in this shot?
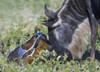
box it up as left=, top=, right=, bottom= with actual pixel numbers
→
left=44, top=5, right=56, bottom=19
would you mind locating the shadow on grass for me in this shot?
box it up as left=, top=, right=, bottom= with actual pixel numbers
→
left=82, top=49, right=100, bottom=60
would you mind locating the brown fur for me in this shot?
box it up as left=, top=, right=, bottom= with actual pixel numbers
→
left=22, top=36, right=36, bottom=50
left=22, top=39, right=49, bottom=65
left=7, top=35, right=50, bottom=66
left=68, top=18, right=91, bottom=59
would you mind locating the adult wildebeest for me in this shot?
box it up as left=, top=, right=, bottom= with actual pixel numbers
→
left=43, top=0, right=100, bottom=60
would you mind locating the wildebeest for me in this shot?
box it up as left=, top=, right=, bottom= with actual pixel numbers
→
left=7, top=33, right=51, bottom=65
left=43, top=0, right=100, bottom=60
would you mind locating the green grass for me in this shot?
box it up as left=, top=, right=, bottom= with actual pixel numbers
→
left=0, top=0, right=100, bottom=72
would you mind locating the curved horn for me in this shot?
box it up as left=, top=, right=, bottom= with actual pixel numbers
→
left=44, top=5, right=56, bottom=19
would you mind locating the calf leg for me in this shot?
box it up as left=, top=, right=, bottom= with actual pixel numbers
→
left=86, top=0, right=98, bottom=59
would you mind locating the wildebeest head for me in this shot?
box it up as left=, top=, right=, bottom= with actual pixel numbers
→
left=43, top=3, right=75, bottom=57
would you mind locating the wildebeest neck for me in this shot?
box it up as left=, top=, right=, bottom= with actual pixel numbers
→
left=59, top=0, right=87, bottom=25
left=51, top=0, right=88, bottom=44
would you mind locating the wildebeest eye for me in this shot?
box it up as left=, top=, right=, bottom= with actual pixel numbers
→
left=48, top=18, right=58, bottom=22
left=43, top=19, right=54, bottom=24
left=47, top=18, right=54, bottom=22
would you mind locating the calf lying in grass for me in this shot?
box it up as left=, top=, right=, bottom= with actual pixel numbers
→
left=7, top=33, right=51, bottom=65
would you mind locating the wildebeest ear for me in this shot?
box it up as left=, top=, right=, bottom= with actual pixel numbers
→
left=44, top=5, right=56, bottom=19
left=42, top=20, right=53, bottom=27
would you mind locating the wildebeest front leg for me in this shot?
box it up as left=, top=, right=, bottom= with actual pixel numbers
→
left=86, top=0, right=98, bottom=59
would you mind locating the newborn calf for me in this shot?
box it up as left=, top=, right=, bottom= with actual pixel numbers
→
left=7, top=33, right=51, bottom=65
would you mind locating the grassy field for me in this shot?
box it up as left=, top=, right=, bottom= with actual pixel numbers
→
left=0, top=0, right=100, bottom=72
